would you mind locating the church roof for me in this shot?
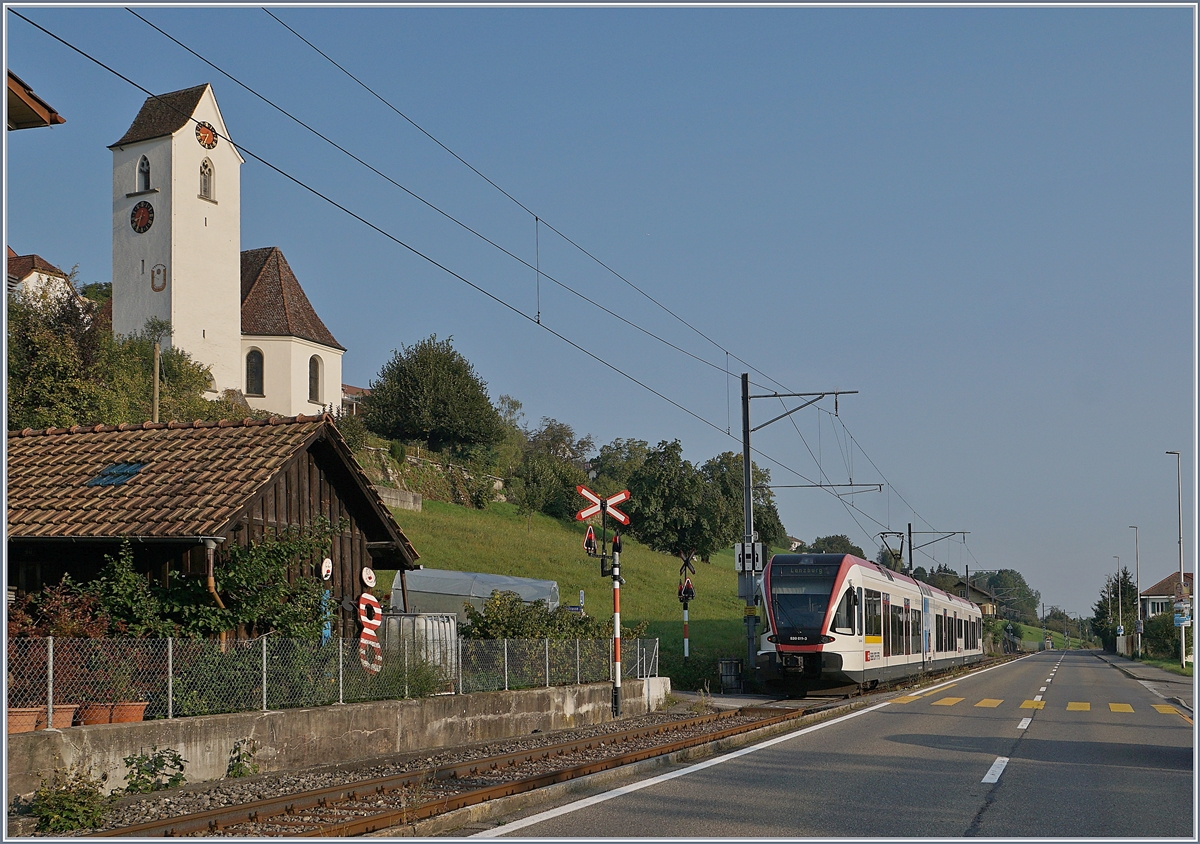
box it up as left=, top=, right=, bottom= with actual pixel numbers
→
left=110, top=84, right=209, bottom=148
left=240, top=247, right=345, bottom=350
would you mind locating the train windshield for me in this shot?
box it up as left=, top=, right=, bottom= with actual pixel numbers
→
left=770, top=564, right=839, bottom=632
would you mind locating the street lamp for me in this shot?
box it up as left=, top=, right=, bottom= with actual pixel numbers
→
left=1114, top=556, right=1123, bottom=649
left=1167, top=451, right=1186, bottom=669
left=1130, top=525, right=1140, bottom=657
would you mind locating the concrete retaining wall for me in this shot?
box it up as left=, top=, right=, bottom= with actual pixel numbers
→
left=375, top=486, right=422, bottom=512
left=6, top=678, right=670, bottom=799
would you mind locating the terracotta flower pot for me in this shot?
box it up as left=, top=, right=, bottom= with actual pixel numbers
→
left=7, top=706, right=42, bottom=733
left=43, top=704, right=78, bottom=729
left=77, top=702, right=115, bottom=725
left=109, top=701, right=147, bottom=723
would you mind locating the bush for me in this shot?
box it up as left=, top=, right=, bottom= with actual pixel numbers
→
left=123, top=746, right=187, bottom=793
left=28, top=767, right=114, bottom=832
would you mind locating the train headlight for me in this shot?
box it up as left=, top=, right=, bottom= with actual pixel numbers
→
left=766, top=635, right=777, bottom=644
left=818, top=635, right=836, bottom=644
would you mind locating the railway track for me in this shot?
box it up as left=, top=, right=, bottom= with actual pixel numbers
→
left=84, top=657, right=1017, bottom=838
left=90, top=704, right=826, bottom=838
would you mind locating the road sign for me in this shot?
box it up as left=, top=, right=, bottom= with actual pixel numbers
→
left=579, top=590, right=585, bottom=607
left=565, top=605, right=582, bottom=613
left=584, top=525, right=596, bottom=555
left=575, top=485, right=631, bottom=525
left=1117, top=625, right=1124, bottom=636
left=1176, top=614, right=1192, bottom=627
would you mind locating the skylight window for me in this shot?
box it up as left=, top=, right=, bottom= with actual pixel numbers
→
left=86, top=461, right=146, bottom=487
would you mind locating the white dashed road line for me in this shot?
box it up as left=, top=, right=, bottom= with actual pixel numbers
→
left=981, top=757, right=1010, bottom=783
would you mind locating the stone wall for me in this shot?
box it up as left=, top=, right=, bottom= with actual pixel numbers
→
left=7, top=678, right=670, bottom=800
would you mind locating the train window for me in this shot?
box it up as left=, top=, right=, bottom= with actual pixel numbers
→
left=864, top=590, right=882, bottom=640
left=831, top=589, right=854, bottom=635
left=935, top=614, right=944, bottom=652
left=910, top=608, right=922, bottom=654
left=957, top=618, right=963, bottom=641
left=856, top=587, right=863, bottom=636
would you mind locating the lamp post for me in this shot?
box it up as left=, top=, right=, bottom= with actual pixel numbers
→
left=1129, top=525, right=1140, bottom=657
left=1114, top=556, right=1122, bottom=652
left=1167, top=451, right=1186, bottom=669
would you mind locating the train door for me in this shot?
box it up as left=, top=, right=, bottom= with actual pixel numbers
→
left=922, top=596, right=931, bottom=668
left=882, top=593, right=891, bottom=659
left=954, top=612, right=961, bottom=655
left=902, top=598, right=911, bottom=656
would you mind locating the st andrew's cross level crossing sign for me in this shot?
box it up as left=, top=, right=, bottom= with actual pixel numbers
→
left=576, top=486, right=630, bottom=525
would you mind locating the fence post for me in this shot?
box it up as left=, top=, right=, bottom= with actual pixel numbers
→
left=46, top=636, right=54, bottom=729
left=576, top=639, right=580, bottom=685
left=167, top=638, right=174, bottom=719
left=338, top=638, right=344, bottom=705
left=503, top=639, right=509, bottom=691
left=404, top=631, right=409, bottom=699
left=457, top=637, right=463, bottom=695
left=261, top=637, right=268, bottom=712
left=545, top=638, right=550, bottom=688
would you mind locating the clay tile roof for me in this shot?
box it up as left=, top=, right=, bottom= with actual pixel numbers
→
left=7, top=253, right=67, bottom=282
left=240, top=247, right=345, bottom=350
left=110, top=84, right=209, bottom=148
left=6, top=415, right=326, bottom=540
left=1141, top=571, right=1194, bottom=597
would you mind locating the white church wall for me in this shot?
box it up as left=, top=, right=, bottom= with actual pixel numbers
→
left=169, top=88, right=242, bottom=394
left=112, top=140, right=172, bottom=338
left=242, top=335, right=344, bottom=418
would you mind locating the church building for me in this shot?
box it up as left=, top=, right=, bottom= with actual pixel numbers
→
left=109, top=83, right=343, bottom=417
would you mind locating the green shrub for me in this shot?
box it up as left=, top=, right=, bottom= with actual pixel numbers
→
left=29, top=767, right=114, bottom=832
left=123, top=746, right=187, bottom=793
left=226, top=739, right=259, bottom=778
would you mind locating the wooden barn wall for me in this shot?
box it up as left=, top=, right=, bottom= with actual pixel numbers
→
left=225, top=445, right=377, bottom=636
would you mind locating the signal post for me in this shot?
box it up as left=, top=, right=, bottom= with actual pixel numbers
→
left=577, top=485, right=630, bottom=715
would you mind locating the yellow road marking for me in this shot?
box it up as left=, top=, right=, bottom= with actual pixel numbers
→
left=974, top=699, right=1003, bottom=708
left=1020, top=700, right=1045, bottom=709
left=892, top=696, right=920, bottom=704
left=1152, top=704, right=1192, bottom=724
left=1108, top=703, right=1134, bottom=713
left=1066, top=702, right=1090, bottom=711
left=932, top=697, right=964, bottom=706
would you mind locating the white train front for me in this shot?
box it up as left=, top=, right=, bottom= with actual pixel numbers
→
left=762, top=553, right=984, bottom=686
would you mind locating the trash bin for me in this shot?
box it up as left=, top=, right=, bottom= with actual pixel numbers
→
left=718, top=658, right=743, bottom=694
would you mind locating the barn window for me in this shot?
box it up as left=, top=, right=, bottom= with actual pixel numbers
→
left=200, top=158, right=214, bottom=200
left=246, top=349, right=264, bottom=396
left=137, top=156, right=151, bottom=192
left=309, top=355, right=321, bottom=404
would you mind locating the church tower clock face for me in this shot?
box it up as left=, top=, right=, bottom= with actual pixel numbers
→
left=130, top=201, right=155, bottom=233
left=195, top=121, right=218, bottom=149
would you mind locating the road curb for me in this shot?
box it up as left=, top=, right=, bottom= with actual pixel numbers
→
left=365, top=698, right=879, bottom=837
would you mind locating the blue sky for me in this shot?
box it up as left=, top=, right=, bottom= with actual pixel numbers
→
left=4, top=5, right=1194, bottom=618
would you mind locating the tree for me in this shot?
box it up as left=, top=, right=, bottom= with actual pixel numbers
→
left=877, top=545, right=904, bottom=572
left=626, top=440, right=720, bottom=563
left=1091, top=567, right=1138, bottom=652
left=982, top=569, right=1041, bottom=624
left=363, top=335, right=503, bottom=456
left=809, top=535, right=866, bottom=558
left=508, top=418, right=591, bottom=523
left=589, top=438, right=650, bottom=498
left=697, top=451, right=788, bottom=554
left=7, top=286, right=248, bottom=429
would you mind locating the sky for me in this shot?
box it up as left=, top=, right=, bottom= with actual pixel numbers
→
left=4, top=4, right=1195, bottom=620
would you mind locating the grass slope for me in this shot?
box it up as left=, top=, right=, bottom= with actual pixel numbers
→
left=383, top=500, right=758, bottom=689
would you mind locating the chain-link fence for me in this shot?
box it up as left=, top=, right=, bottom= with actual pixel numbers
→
left=6, top=636, right=657, bottom=730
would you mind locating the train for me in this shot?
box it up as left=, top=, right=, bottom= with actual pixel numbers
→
left=760, top=553, right=984, bottom=689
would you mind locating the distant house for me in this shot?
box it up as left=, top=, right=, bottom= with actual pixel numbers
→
left=6, top=413, right=418, bottom=635
left=341, top=383, right=370, bottom=417
left=1140, top=571, right=1194, bottom=620
left=6, top=247, right=84, bottom=304
left=952, top=579, right=998, bottom=617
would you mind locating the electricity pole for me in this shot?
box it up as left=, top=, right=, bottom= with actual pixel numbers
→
left=1130, top=525, right=1141, bottom=657
left=1167, top=451, right=1187, bottom=669
left=738, top=374, right=858, bottom=687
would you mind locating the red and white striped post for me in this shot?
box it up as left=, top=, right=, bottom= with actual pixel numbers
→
left=612, top=537, right=622, bottom=715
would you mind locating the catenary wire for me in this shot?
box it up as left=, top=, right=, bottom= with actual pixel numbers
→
left=263, top=7, right=795, bottom=397
left=12, top=10, right=842, bottom=507
left=126, top=9, right=780, bottom=393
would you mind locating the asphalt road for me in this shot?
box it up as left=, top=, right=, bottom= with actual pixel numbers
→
left=475, top=652, right=1194, bottom=838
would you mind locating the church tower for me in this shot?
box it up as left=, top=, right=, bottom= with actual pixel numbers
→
left=109, top=84, right=243, bottom=393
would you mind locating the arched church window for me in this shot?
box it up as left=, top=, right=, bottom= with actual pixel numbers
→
left=137, top=156, right=151, bottom=192
left=246, top=349, right=264, bottom=396
left=200, top=159, right=214, bottom=200
left=309, top=355, right=322, bottom=404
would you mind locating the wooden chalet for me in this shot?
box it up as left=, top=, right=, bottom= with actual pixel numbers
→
left=6, top=414, right=418, bottom=634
